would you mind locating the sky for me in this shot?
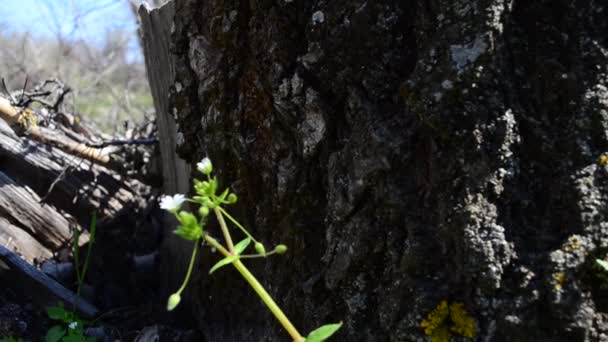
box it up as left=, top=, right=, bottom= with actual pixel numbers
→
left=0, top=0, right=143, bottom=61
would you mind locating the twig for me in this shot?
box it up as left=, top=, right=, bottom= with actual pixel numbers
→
left=85, top=137, right=158, bottom=148
left=40, top=155, right=87, bottom=203
left=19, top=76, right=28, bottom=106
left=1, top=78, right=17, bottom=104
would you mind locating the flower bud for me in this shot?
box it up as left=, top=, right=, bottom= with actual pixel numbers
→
left=274, top=244, right=288, bottom=254
left=226, top=193, right=238, bottom=204
left=199, top=206, right=210, bottom=217
left=167, top=293, right=181, bottom=311
left=255, top=242, right=266, bottom=255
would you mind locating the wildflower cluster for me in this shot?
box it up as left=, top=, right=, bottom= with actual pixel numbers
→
left=421, top=300, right=475, bottom=342
left=159, top=158, right=341, bottom=342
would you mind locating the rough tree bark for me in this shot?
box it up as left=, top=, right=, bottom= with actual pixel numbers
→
left=146, top=0, right=608, bottom=341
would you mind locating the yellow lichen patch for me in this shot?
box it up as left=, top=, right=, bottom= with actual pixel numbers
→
left=553, top=272, right=566, bottom=290
left=564, top=236, right=581, bottom=253
left=421, top=301, right=475, bottom=342
left=421, top=300, right=450, bottom=337
left=431, top=325, right=452, bottom=342
left=449, top=302, right=476, bottom=338
left=599, top=154, right=608, bottom=166
left=17, top=108, right=37, bottom=129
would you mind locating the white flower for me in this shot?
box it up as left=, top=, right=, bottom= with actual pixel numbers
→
left=159, top=194, right=186, bottom=212
left=197, top=157, right=213, bottom=175
left=68, top=321, right=78, bottom=330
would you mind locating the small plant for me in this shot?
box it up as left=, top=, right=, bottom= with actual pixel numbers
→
left=45, top=213, right=98, bottom=342
left=72, top=212, right=97, bottom=298
left=161, top=158, right=342, bottom=342
left=45, top=303, right=94, bottom=342
left=421, top=300, right=475, bottom=342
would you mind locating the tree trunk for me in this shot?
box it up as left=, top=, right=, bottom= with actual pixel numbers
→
left=146, top=0, right=608, bottom=341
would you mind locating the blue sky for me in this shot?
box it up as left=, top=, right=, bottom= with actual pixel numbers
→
left=0, top=0, right=142, bottom=61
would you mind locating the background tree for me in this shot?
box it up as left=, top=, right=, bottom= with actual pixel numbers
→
left=0, top=0, right=152, bottom=132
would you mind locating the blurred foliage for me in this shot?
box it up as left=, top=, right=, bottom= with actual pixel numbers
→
left=0, top=28, right=152, bottom=132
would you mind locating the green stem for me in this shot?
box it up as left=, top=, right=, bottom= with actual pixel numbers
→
left=208, top=210, right=304, bottom=342
left=214, top=207, right=235, bottom=254
left=177, top=240, right=199, bottom=294
left=72, top=228, right=81, bottom=286
left=233, top=259, right=304, bottom=342
left=77, top=212, right=97, bottom=297
left=218, top=207, right=257, bottom=243
left=204, top=234, right=230, bottom=256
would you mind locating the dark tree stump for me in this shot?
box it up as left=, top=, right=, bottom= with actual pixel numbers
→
left=141, top=0, right=608, bottom=341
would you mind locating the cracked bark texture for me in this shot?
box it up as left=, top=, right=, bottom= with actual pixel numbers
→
left=154, top=0, right=608, bottom=340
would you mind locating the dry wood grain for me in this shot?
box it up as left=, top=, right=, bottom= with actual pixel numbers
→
left=0, top=171, right=72, bottom=249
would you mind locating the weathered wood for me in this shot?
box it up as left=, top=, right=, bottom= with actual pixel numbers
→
left=0, top=108, right=152, bottom=266
left=138, top=1, right=189, bottom=196
left=0, top=97, right=111, bottom=165
left=0, top=245, right=98, bottom=319
left=0, top=217, right=51, bottom=263
left=138, top=0, right=192, bottom=300
left=0, top=119, right=147, bottom=224
left=0, top=171, right=72, bottom=250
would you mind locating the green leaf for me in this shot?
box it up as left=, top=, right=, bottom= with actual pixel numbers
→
left=174, top=211, right=203, bottom=241
left=46, top=305, right=66, bottom=321
left=254, top=242, right=266, bottom=255
left=174, top=224, right=202, bottom=241
left=208, top=177, right=218, bottom=196
left=0, top=337, right=26, bottom=342
left=597, top=259, right=608, bottom=271
left=234, top=237, right=252, bottom=255
left=219, top=188, right=229, bottom=202
left=45, top=326, right=66, bottom=342
left=209, top=255, right=239, bottom=274
left=178, top=211, right=198, bottom=227
left=305, top=322, right=343, bottom=342
left=61, top=334, right=84, bottom=342
left=88, top=211, right=97, bottom=244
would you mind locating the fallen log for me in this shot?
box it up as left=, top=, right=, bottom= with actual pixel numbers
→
left=0, top=216, right=52, bottom=263
left=0, top=118, right=149, bottom=225
left=0, top=171, right=73, bottom=252
left=0, top=96, right=110, bottom=165
left=0, top=84, right=153, bottom=267
left=0, top=245, right=98, bottom=319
